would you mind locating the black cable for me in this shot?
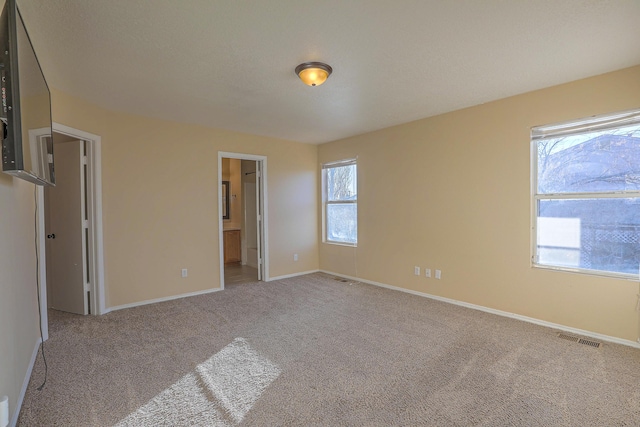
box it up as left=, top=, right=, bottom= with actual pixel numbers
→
left=34, top=186, right=48, bottom=391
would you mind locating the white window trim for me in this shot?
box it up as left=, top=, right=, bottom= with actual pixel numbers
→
left=530, top=109, right=640, bottom=281
left=322, top=158, right=357, bottom=246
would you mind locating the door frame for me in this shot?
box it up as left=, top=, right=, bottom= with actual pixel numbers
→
left=35, top=123, right=105, bottom=339
left=218, top=152, right=268, bottom=289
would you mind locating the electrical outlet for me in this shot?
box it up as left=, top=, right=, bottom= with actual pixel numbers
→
left=425, top=268, right=431, bottom=278
left=435, top=269, right=441, bottom=279
left=181, top=268, right=188, bottom=278
left=414, top=266, right=420, bottom=276
left=294, top=253, right=298, bottom=261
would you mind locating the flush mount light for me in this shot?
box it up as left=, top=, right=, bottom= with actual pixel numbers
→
left=295, top=62, right=332, bottom=87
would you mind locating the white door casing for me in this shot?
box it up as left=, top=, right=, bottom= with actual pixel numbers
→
left=34, top=123, right=105, bottom=340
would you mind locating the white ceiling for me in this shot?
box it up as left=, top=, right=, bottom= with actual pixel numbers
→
left=17, top=0, right=640, bottom=144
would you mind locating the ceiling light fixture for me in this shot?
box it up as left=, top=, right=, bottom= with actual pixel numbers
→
left=295, top=62, right=332, bottom=87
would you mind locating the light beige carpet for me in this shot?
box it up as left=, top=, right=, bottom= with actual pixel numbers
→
left=18, top=273, right=640, bottom=426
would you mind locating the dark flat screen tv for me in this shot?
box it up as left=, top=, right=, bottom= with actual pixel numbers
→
left=0, top=0, right=54, bottom=186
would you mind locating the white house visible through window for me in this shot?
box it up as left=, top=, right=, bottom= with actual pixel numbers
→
left=531, top=109, right=640, bottom=278
left=323, top=159, right=357, bottom=245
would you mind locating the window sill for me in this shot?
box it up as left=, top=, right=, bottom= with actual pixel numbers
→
left=532, top=263, right=639, bottom=282
left=323, top=240, right=357, bottom=248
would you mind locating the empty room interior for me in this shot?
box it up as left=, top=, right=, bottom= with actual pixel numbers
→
left=1, top=0, right=640, bottom=425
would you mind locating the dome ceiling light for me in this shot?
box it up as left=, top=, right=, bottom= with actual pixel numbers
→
left=295, top=62, right=333, bottom=87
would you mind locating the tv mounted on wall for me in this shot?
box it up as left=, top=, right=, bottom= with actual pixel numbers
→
left=0, top=0, right=54, bottom=186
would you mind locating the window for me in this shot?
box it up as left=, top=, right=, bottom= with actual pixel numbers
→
left=323, top=159, right=357, bottom=245
left=532, top=109, right=640, bottom=278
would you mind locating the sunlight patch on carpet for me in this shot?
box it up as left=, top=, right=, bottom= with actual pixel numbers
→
left=115, top=338, right=280, bottom=426
left=198, top=337, right=282, bottom=423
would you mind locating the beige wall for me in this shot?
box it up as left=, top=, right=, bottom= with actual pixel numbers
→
left=319, top=65, right=640, bottom=343
left=51, top=89, right=319, bottom=308
left=0, top=176, right=40, bottom=422
left=0, top=91, right=52, bottom=422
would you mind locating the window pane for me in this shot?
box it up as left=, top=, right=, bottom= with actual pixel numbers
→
left=327, top=203, right=357, bottom=244
left=327, top=164, right=357, bottom=201
left=537, top=125, right=640, bottom=194
left=537, top=198, right=640, bottom=275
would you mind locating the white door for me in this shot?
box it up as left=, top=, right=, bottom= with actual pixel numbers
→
left=45, top=140, right=87, bottom=315
left=256, top=161, right=264, bottom=281
left=243, top=181, right=257, bottom=264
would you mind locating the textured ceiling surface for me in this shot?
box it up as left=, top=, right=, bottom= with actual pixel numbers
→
left=16, top=0, right=640, bottom=144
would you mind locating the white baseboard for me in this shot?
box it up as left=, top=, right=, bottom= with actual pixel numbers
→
left=107, top=287, right=223, bottom=313
left=11, top=339, right=42, bottom=427
left=106, top=270, right=321, bottom=311
left=268, top=270, right=320, bottom=282
left=320, top=270, right=640, bottom=350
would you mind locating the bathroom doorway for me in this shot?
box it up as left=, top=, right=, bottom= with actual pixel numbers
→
left=218, top=152, right=267, bottom=288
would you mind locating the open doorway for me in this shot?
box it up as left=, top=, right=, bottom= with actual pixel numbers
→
left=35, top=123, right=104, bottom=340
left=218, top=152, right=268, bottom=288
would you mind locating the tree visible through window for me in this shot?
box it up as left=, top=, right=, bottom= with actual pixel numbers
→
left=323, top=160, right=357, bottom=245
left=532, top=110, right=640, bottom=277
